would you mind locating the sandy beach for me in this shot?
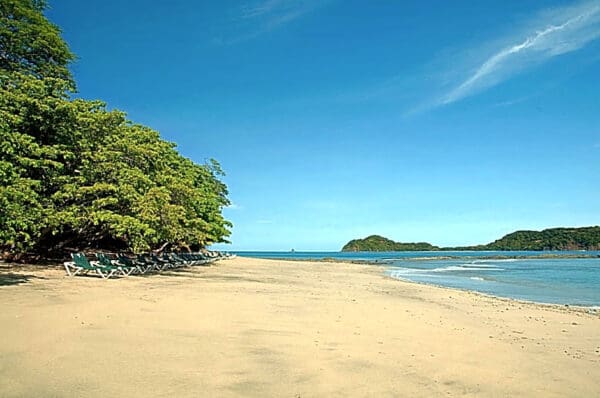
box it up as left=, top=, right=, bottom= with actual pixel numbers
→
left=0, top=256, right=598, bottom=397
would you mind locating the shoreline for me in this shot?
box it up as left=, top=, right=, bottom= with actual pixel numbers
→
left=238, top=254, right=600, bottom=309
left=1, top=256, right=599, bottom=397
left=240, top=252, right=600, bottom=261
left=2, top=255, right=599, bottom=313
left=350, top=258, right=600, bottom=313
left=2, top=257, right=599, bottom=311
left=383, top=271, right=600, bottom=313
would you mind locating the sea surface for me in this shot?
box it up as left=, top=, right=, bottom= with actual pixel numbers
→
left=234, top=251, right=600, bottom=306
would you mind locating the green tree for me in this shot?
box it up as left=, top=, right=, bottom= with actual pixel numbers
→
left=0, top=0, right=74, bottom=84
left=0, top=2, right=231, bottom=259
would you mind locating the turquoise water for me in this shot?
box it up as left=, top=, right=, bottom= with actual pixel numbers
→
left=235, top=251, right=600, bottom=306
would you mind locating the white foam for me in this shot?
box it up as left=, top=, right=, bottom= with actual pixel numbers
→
left=460, top=263, right=502, bottom=269
left=389, top=267, right=428, bottom=275
left=430, top=265, right=504, bottom=272
left=390, top=265, right=504, bottom=275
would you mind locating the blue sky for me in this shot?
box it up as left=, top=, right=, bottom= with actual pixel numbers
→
left=47, top=1, right=600, bottom=250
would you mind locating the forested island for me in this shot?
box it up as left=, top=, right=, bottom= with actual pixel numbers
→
left=342, top=226, right=600, bottom=252
left=342, top=236, right=441, bottom=252
left=0, top=1, right=231, bottom=261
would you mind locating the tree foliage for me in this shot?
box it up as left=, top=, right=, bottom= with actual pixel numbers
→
left=0, top=0, right=74, bottom=83
left=0, top=1, right=231, bottom=258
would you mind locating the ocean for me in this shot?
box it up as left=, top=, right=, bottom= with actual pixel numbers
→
left=233, top=251, right=600, bottom=307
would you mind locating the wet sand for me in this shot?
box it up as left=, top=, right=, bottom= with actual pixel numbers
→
left=0, top=256, right=598, bottom=397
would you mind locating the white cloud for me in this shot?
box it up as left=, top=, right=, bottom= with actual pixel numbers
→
left=438, top=0, right=600, bottom=106
left=218, top=0, right=329, bottom=44
left=240, top=0, right=288, bottom=19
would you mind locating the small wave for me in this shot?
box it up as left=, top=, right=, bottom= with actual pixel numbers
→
left=387, top=273, right=411, bottom=281
left=430, top=265, right=504, bottom=272
left=389, top=265, right=504, bottom=275
left=431, top=266, right=468, bottom=272
left=470, top=276, right=486, bottom=281
left=460, top=263, right=502, bottom=269
left=388, top=267, right=429, bottom=275
left=472, top=259, right=518, bottom=263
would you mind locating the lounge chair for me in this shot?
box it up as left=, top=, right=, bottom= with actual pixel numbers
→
left=178, top=253, right=197, bottom=265
left=137, top=254, right=170, bottom=271
left=135, top=254, right=159, bottom=272
left=170, top=253, right=190, bottom=265
left=150, top=254, right=172, bottom=270
left=182, top=252, right=210, bottom=265
left=117, top=254, right=151, bottom=274
left=95, top=253, right=136, bottom=276
left=64, top=253, right=118, bottom=279
left=158, top=253, right=181, bottom=268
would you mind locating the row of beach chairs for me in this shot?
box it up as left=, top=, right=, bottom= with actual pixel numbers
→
left=64, top=251, right=235, bottom=279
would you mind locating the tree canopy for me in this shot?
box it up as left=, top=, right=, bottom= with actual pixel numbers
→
left=0, top=0, right=74, bottom=83
left=0, top=1, right=231, bottom=259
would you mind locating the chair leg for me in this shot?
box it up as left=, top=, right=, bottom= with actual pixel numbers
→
left=64, top=263, right=73, bottom=276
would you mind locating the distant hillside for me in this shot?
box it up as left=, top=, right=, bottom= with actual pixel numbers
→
left=341, top=226, right=600, bottom=252
left=342, top=235, right=439, bottom=252
left=484, top=226, right=600, bottom=251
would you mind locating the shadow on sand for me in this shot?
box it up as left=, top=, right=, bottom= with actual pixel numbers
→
left=0, top=273, right=44, bottom=287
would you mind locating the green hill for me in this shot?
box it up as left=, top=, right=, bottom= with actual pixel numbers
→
left=341, top=226, right=600, bottom=252
left=485, top=226, right=600, bottom=251
left=342, top=235, right=439, bottom=252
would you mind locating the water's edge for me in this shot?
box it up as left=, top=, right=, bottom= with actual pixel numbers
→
left=235, top=251, right=600, bottom=307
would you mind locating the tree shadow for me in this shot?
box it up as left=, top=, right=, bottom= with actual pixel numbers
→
left=0, top=273, right=44, bottom=287
left=153, top=266, right=212, bottom=278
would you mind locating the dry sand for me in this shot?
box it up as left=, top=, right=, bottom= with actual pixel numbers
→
left=0, top=256, right=599, bottom=397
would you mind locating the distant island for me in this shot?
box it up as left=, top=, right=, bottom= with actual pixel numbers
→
left=341, top=226, right=600, bottom=252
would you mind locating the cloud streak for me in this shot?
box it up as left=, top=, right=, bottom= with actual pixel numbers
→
left=218, top=0, right=328, bottom=44
left=439, top=0, right=600, bottom=106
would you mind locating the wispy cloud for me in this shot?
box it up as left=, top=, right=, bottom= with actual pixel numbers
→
left=217, top=0, right=329, bottom=44
left=240, top=0, right=286, bottom=19
left=436, top=0, right=600, bottom=107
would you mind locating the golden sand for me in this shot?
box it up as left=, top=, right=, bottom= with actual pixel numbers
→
left=0, top=256, right=598, bottom=397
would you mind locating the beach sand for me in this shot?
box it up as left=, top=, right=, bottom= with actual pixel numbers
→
left=0, top=256, right=598, bottom=397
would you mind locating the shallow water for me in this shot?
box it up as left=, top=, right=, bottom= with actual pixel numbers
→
left=235, top=251, right=600, bottom=306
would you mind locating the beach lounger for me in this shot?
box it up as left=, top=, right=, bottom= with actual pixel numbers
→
left=188, top=252, right=211, bottom=265
left=169, top=253, right=194, bottom=266
left=95, top=253, right=136, bottom=276
left=160, top=253, right=184, bottom=267
left=178, top=253, right=198, bottom=265
left=136, top=254, right=168, bottom=271
left=64, top=253, right=118, bottom=279
left=117, top=254, right=151, bottom=274
left=136, top=254, right=161, bottom=272
left=187, top=253, right=205, bottom=265
left=150, top=254, right=172, bottom=270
